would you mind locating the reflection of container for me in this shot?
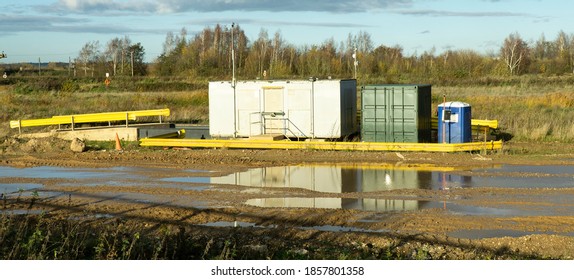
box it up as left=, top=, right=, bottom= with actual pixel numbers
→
left=361, top=84, right=432, bottom=143
left=438, top=102, right=472, bottom=143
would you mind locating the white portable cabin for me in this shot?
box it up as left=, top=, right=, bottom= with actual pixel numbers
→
left=208, top=79, right=357, bottom=139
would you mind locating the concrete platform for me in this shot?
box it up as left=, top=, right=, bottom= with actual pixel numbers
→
left=139, top=125, right=210, bottom=139
left=19, top=123, right=172, bottom=141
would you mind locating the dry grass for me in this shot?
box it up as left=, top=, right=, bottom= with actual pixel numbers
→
left=3, top=79, right=574, bottom=142
left=434, top=83, right=574, bottom=142
left=1, top=89, right=209, bottom=137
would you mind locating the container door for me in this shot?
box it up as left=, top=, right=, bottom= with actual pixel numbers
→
left=362, top=87, right=388, bottom=142
left=389, top=88, right=417, bottom=142
left=263, top=87, right=285, bottom=135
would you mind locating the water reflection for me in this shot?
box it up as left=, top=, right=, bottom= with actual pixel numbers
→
left=212, top=164, right=574, bottom=192
left=211, top=165, right=464, bottom=193
left=245, top=197, right=422, bottom=211
left=220, top=164, right=574, bottom=215
left=244, top=197, right=554, bottom=216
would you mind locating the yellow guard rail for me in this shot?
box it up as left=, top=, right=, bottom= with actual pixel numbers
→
left=10, top=109, right=170, bottom=133
left=431, top=117, right=498, bottom=130
left=140, top=138, right=503, bottom=152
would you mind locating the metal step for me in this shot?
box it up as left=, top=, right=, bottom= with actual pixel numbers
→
left=249, top=134, right=285, bottom=141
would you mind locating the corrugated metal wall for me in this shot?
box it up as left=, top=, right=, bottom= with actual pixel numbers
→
left=361, top=84, right=431, bottom=143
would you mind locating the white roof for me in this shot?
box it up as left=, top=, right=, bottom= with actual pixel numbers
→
left=438, top=101, right=470, bottom=108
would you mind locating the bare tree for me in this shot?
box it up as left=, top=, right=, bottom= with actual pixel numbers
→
left=500, top=32, right=530, bottom=75
left=255, top=29, right=270, bottom=77
left=105, top=38, right=123, bottom=76
left=77, top=41, right=100, bottom=77
left=162, top=31, right=176, bottom=55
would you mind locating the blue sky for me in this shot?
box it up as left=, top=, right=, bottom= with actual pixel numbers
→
left=0, top=0, right=571, bottom=63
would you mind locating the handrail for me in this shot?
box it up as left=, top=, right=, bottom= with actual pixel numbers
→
left=249, top=111, right=305, bottom=140
left=253, top=111, right=308, bottom=140
left=10, top=108, right=170, bottom=132
left=431, top=117, right=498, bottom=130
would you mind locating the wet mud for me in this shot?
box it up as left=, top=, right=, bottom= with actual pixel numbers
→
left=2, top=139, right=574, bottom=259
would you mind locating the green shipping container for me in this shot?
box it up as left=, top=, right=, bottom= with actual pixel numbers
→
left=361, top=84, right=432, bottom=143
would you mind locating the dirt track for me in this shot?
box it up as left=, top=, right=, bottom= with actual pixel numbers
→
left=2, top=138, right=574, bottom=259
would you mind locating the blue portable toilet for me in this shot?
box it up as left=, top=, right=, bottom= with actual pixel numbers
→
left=438, top=102, right=471, bottom=143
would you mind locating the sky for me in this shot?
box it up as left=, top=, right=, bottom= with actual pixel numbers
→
left=0, top=0, right=571, bottom=63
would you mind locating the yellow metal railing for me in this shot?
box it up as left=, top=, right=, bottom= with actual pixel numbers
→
left=431, top=117, right=498, bottom=130
left=10, top=109, right=170, bottom=132
left=471, top=119, right=498, bottom=129
left=140, top=138, right=503, bottom=152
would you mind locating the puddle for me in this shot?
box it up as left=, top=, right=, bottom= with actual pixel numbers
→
left=210, top=164, right=574, bottom=192
left=299, top=225, right=389, bottom=233
left=64, top=180, right=211, bottom=191
left=4, top=164, right=574, bottom=193
left=160, top=177, right=211, bottom=184
left=197, top=221, right=388, bottom=234
left=2, top=164, right=574, bottom=218
left=0, top=166, right=139, bottom=180
left=448, top=229, right=574, bottom=239
left=0, top=209, right=46, bottom=215
left=245, top=197, right=571, bottom=216
left=91, top=192, right=213, bottom=209
left=0, top=183, right=44, bottom=193
left=199, top=221, right=259, bottom=228
left=0, top=166, right=208, bottom=180
left=0, top=166, right=212, bottom=190
left=474, top=165, right=574, bottom=175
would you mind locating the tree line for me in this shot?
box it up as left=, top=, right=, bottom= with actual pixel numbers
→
left=61, top=25, right=574, bottom=83
left=152, top=25, right=574, bottom=83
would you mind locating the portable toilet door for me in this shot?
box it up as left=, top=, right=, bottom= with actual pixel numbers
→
left=437, top=102, right=471, bottom=143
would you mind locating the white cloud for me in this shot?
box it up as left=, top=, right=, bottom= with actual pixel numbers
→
left=40, top=0, right=414, bottom=14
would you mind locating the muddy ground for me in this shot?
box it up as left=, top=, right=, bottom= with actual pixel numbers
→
left=2, top=137, right=574, bottom=259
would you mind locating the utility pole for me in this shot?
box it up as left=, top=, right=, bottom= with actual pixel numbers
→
left=231, top=23, right=236, bottom=88
left=1, top=53, right=6, bottom=79
left=130, top=51, right=134, bottom=77
left=231, top=22, right=237, bottom=138
left=352, top=48, right=358, bottom=79
left=38, top=57, right=41, bottom=76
